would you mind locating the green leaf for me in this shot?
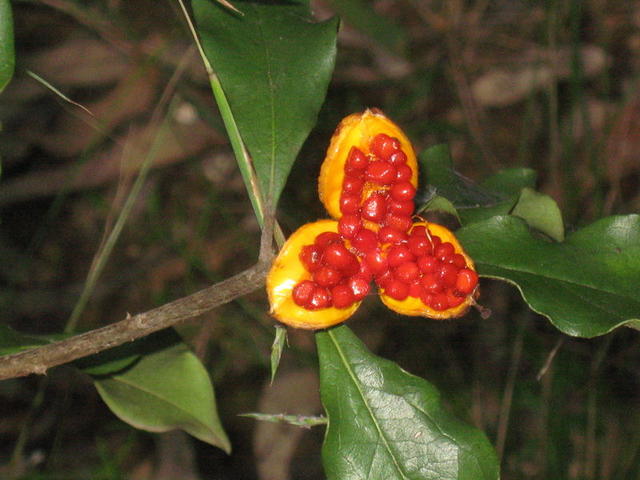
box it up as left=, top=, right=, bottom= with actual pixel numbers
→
left=92, top=330, right=230, bottom=452
left=511, top=187, right=564, bottom=241
left=457, top=215, right=640, bottom=337
left=270, top=325, right=287, bottom=383
left=0, top=0, right=14, bottom=93
left=192, top=0, right=339, bottom=206
left=0, top=325, right=58, bottom=356
left=480, top=167, right=537, bottom=197
left=317, top=326, right=500, bottom=480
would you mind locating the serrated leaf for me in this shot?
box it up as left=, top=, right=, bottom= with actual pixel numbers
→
left=457, top=215, right=640, bottom=337
left=0, top=0, right=15, bottom=93
left=93, top=331, right=230, bottom=452
left=511, top=187, right=564, bottom=241
left=192, top=0, right=338, bottom=206
left=316, top=325, right=500, bottom=480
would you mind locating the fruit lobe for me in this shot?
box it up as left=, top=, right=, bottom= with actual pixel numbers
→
left=267, top=220, right=361, bottom=329
left=379, top=222, right=478, bottom=319
left=318, top=109, right=418, bottom=221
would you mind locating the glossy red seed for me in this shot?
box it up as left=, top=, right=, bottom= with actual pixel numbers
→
left=378, top=226, right=407, bottom=245
left=410, top=225, right=427, bottom=237
left=420, top=273, right=442, bottom=293
left=384, top=214, right=413, bottom=233
left=292, top=280, right=315, bottom=307
left=408, top=280, right=424, bottom=298
left=430, top=293, right=449, bottom=311
left=417, top=255, right=439, bottom=273
left=313, top=266, right=342, bottom=287
left=357, top=260, right=374, bottom=281
left=396, top=164, right=412, bottom=182
left=331, top=283, right=355, bottom=308
left=370, top=133, right=400, bottom=160
left=408, top=235, right=431, bottom=256
left=435, top=242, right=455, bottom=261
left=420, top=291, right=434, bottom=307
left=361, top=192, right=388, bottom=222
left=299, top=244, right=323, bottom=272
left=390, top=181, right=416, bottom=202
left=384, top=279, right=409, bottom=301
left=428, top=234, right=442, bottom=249
left=345, top=146, right=368, bottom=174
left=447, top=291, right=466, bottom=308
left=394, top=261, right=420, bottom=283
left=338, top=214, right=362, bottom=239
left=307, top=286, right=332, bottom=310
left=340, top=193, right=361, bottom=214
left=352, top=228, right=378, bottom=253
left=366, top=161, right=397, bottom=185
left=387, top=245, right=414, bottom=267
left=450, top=253, right=467, bottom=269
left=364, top=249, right=388, bottom=275
left=388, top=199, right=414, bottom=216
left=375, top=269, right=394, bottom=289
left=437, top=263, right=458, bottom=288
left=456, top=268, right=478, bottom=295
left=322, top=243, right=353, bottom=270
left=348, top=275, right=371, bottom=300
left=388, top=150, right=407, bottom=165
left=315, top=231, right=341, bottom=248
left=342, top=176, right=364, bottom=194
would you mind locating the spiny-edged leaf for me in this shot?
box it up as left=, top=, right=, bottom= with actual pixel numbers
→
left=511, top=187, right=564, bottom=241
left=192, top=0, right=338, bottom=206
left=93, top=330, right=230, bottom=452
left=457, top=215, right=640, bottom=337
left=0, top=0, right=15, bottom=93
left=325, top=0, right=406, bottom=54
left=316, top=325, right=500, bottom=480
left=270, top=325, right=287, bottom=383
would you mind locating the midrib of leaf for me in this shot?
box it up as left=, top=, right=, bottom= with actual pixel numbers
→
left=327, top=329, right=410, bottom=480
left=104, top=375, right=210, bottom=429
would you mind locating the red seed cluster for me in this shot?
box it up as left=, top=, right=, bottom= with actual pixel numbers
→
left=293, top=133, right=478, bottom=312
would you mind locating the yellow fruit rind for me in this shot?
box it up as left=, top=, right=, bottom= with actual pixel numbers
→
left=318, top=108, right=419, bottom=220
left=379, top=222, right=478, bottom=319
left=266, top=220, right=362, bottom=329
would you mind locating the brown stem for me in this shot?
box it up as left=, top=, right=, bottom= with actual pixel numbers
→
left=0, top=262, right=269, bottom=380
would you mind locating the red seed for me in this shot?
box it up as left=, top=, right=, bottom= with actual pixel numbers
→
left=408, top=235, right=431, bottom=256
left=313, top=266, right=342, bottom=287
left=292, top=280, right=315, bottom=307
left=430, top=293, right=449, bottom=311
left=456, top=268, right=478, bottom=295
left=428, top=234, right=442, bottom=250
left=348, top=275, right=371, bottom=300
left=435, top=242, right=455, bottom=261
left=322, top=243, right=354, bottom=270
left=396, top=164, right=412, bottom=182
left=384, top=214, right=413, bottom=233
left=420, top=273, right=442, bottom=293
left=388, top=199, right=414, bottom=216
left=331, top=283, right=355, bottom=308
left=340, top=193, right=361, bottom=214
left=375, top=269, right=394, bottom=289
left=390, top=181, right=416, bottom=202
left=420, top=291, right=434, bottom=307
left=378, top=226, right=408, bottom=245
left=352, top=228, right=378, bottom=253
left=364, top=249, right=389, bottom=275
left=447, top=291, right=466, bottom=308
left=450, top=253, right=467, bottom=269
left=345, top=146, right=368, bottom=174
left=387, top=244, right=414, bottom=267
left=315, top=231, right=341, bottom=248
left=361, top=192, right=388, bottom=222
left=307, top=286, right=332, bottom=310
left=338, top=214, right=362, bottom=239
left=342, top=176, right=364, bottom=194
left=299, top=244, right=323, bottom=272
left=388, top=150, right=407, bottom=165
left=410, top=225, right=427, bottom=237
left=437, top=262, right=458, bottom=288
left=357, top=260, right=374, bottom=281
left=370, top=133, right=400, bottom=160
left=366, top=161, right=397, bottom=185
left=394, top=261, right=420, bottom=283
left=417, top=255, right=439, bottom=273
left=408, top=280, right=423, bottom=298
left=384, top=279, right=409, bottom=301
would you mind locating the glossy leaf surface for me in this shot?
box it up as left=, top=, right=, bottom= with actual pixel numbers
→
left=317, top=325, right=500, bottom=480
left=192, top=0, right=338, bottom=205
left=93, top=331, right=230, bottom=452
left=457, top=215, right=640, bottom=337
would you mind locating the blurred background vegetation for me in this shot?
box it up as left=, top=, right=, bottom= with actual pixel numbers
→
left=1, top=0, right=639, bottom=479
